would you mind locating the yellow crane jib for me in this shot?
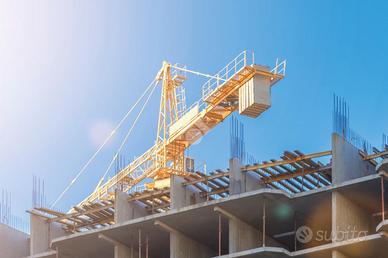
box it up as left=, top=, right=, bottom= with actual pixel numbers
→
left=78, top=51, right=286, bottom=207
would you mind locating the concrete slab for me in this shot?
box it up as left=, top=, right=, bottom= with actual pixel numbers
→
left=294, top=233, right=387, bottom=258
left=53, top=232, right=114, bottom=258
left=51, top=189, right=323, bottom=257
left=53, top=218, right=169, bottom=258
left=51, top=175, right=382, bottom=258
left=376, top=219, right=388, bottom=232
left=24, top=250, right=57, bottom=258
left=212, top=247, right=291, bottom=258
left=214, top=234, right=387, bottom=258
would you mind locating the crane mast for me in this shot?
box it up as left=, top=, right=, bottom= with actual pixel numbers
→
left=78, top=51, right=286, bottom=207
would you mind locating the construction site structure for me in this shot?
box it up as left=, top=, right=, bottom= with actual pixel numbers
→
left=1, top=51, right=388, bottom=258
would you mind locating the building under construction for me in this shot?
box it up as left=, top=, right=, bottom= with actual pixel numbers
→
left=0, top=51, right=387, bottom=258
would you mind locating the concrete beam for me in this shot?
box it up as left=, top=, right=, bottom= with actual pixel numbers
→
left=99, top=233, right=127, bottom=247
left=154, top=220, right=180, bottom=235
left=229, top=158, right=265, bottom=195
left=155, top=220, right=214, bottom=258
left=115, top=190, right=148, bottom=223
left=332, top=133, right=375, bottom=184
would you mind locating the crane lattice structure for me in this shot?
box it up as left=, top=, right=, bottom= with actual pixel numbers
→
left=79, top=51, right=285, bottom=207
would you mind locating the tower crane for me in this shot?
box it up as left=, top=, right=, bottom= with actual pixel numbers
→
left=76, top=51, right=286, bottom=208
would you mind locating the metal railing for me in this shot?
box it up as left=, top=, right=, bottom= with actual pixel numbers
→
left=201, top=52, right=287, bottom=102
left=169, top=51, right=287, bottom=137
left=202, top=50, right=252, bottom=101
left=271, top=58, right=287, bottom=76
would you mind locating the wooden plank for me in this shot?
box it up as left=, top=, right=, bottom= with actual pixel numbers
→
left=363, top=150, right=388, bottom=160
left=49, top=203, right=114, bottom=223
left=200, top=187, right=228, bottom=197
left=249, top=168, right=298, bottom=193
left=283, top=151, right=331, bottom=184
left=262, top=165, right=332, bottom=184
left=127, top=188, right=170, bottom=202
left=243, top=150, right=332, bottom=171
left=183, top=172, right=229, bottom=186
left=265, top=162, right=313, bottom=191
left=262, top=166, right=304, bottom=192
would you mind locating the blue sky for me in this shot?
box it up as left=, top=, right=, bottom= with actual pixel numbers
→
left=0, top=0, right=387, bottom=220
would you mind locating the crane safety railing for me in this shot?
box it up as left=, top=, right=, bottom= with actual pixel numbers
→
left=167, top=52, right=286, bottom=147
left=271, top=58, right=287, bottom=76
left=168, top=51, right=254, bottom=129
left=201, top=50, right=254, bottom=101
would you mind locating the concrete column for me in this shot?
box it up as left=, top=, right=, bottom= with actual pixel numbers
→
left=332, top=250, right=351, bottom=258
left=228, top=214, right=260, bottom=252
left=229, top=158, right=265, bottom=195
left=115, top=245, right=132, bottom=258
left=114, top=190, right=147, bottom=223
left=332, top=133, right=375, bottom=184
left=332, top=191, right=369, bottom=242
left=214, top=207, right=281, bottom=253
left=170, top=175, right=205, bottom=209
left=155, top=220, right=214, bottom=258
left=99, top=233, right=139, bottom=258
left=30, top=214, right=67, bottom=255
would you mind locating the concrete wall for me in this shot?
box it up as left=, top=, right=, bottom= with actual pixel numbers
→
left=114, top=191, right=148, bottom=223
left=221, top=207, right=282, bottom=253
left=113, top=191, right=147, bottom=258
left=155, top=221, right=214, bottom=258
left=228, top=217, right=259, bottom=253
left=30, top=214, right=67, bottom=255
left=114, top=244, right=139, bottom=258
left=332, top=133, right=375, bottom=184
left=229, top=158, right=265, bottom=195
left=332, top=191, right=369, bottom=242
left=0, top=223, right=29, bottom=258
left=170, top=175, right=206, bottom=209
left=170, top=230, right=214, bottom=258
